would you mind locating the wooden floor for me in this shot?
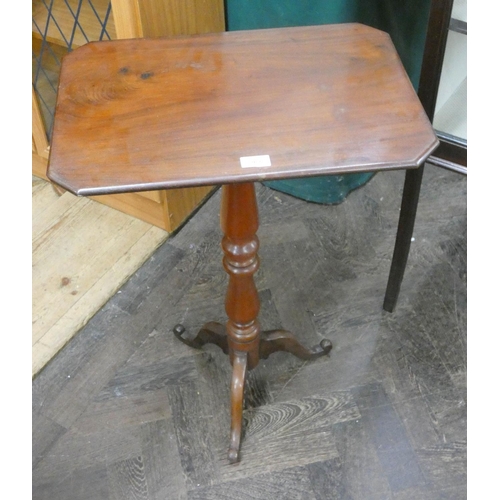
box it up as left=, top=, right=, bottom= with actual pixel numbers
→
left=32, top=166, right=466, bottom=499
left=32, top=177, right=169, bottom=376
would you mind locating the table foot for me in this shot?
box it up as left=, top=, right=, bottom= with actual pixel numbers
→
left=228, top=351, right=248, bottom=464
left=259, top=330, right=333, bottom=360
left=172, top=322, right=229, bottom=354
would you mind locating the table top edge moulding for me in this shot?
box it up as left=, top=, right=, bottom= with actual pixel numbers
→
left=47, top=23, right=438, bottom=196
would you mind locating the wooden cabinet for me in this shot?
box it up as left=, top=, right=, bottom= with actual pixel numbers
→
left=32, top=0, right=225, bottom=232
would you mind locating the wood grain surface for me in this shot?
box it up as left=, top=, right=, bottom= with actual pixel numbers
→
left=48, top=23, right=438, bottom=196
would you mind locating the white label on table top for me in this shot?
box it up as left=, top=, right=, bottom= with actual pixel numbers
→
left=240, top=155, right=272, bottom=168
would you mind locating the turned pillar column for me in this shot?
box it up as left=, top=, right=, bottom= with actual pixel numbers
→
left=220, top=182, right=261, bottom=462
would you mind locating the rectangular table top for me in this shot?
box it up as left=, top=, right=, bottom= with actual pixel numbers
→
left=48, top=23, right=438, bottom=196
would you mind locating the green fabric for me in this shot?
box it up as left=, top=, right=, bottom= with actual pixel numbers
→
left=226, top=0, right=432, bottom=204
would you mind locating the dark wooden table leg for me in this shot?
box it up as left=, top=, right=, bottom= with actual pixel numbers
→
left=172, top=322, right=229, bottom=354
left=221, top=182, right=261, bottom=463
left=383, top=165, right=425, bottom=312
left=228, top=351, right=248, bottom=463
left=260, top=330, right=332, bottom=360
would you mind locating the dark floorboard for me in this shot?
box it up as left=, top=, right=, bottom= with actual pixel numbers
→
left=33, top=165, right=466, bottom=499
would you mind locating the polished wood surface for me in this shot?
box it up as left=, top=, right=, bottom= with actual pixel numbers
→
left=48, top=23, right=438, bottom=196
left=221, top=183, right=260, bottom=462
left=221, top=183, right=261, bottom=371
left=173, top=182, right=332, bottom=463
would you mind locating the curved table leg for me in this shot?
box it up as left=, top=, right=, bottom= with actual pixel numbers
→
left=173, top=322, right=229, bottom=354
left=228, top=351, right=248, bottom=464
left=260, top=329, right=332, bottom=360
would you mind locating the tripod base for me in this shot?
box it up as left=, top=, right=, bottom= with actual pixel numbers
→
left=173, top=322, right=332, bottom=462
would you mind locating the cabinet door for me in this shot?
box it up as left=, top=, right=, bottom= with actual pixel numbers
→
left=432, top=0, right=466, bottom=172
left=420, top=0, right=467, bottom=173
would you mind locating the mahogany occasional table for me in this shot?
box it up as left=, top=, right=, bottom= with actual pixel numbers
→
left=47, top=23, right=438, bottom=463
